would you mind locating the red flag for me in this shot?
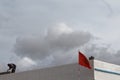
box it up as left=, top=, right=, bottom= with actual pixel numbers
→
left=78, top=51, right=91, bottom=69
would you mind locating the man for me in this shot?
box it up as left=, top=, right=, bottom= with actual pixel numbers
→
left=7, top=63, right=16, bottom=73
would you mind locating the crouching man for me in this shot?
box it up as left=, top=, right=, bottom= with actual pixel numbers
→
left=7, top=63, right=16, bottom=73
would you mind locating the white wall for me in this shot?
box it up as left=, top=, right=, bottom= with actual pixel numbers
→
left=0, top=62, right=94, bottom=80
left=94, top=60, right=120, bottom=80
left=95, top=70, right=120, bottom=80
left=0, top=59, right=119, bottom=80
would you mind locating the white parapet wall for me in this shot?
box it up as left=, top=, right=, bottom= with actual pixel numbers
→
left=0, top=63, right=94, bottom=80
left=94, top=60, right=120, bottom=80
left=0, top=59, right=119, bottom=80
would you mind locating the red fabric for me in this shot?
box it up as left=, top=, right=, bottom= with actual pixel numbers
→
left=78, top=51, right=91, bottom=69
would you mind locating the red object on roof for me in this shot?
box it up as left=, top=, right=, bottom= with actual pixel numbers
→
left=78, top=51, right=91, bottom=69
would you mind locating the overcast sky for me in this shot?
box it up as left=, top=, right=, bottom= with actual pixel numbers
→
left=0, top=0, right=120, bottom=72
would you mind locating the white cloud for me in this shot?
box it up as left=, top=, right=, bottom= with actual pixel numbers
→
left=47, top=23, right=73, bottom=37
left=14, top=23, right=92, bottom=61
left=18, top=57, right=37, bottom=67
left=17, top=57, right=37, bottom=71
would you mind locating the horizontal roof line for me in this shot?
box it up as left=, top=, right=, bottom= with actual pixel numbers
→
left=95, top=68, right=120, bottom=75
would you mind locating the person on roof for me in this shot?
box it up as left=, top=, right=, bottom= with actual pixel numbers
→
left=7, top=63, right=16, bottom=73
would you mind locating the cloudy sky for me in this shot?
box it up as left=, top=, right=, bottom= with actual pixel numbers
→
left=0, top=0, right=120, bottom=72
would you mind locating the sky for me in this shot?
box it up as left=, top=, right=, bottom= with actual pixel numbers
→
left=0, top=0, right=120, bottom=72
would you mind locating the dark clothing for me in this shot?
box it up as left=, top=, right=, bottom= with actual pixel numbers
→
left=89, top=56, right=94, bottom=60
left=7, top=64, right=16, bottom=73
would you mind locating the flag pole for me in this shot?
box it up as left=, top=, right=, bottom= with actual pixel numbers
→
left=78, top=51, right=93, bottom=80
left=78, top=51, right=80, bottom=80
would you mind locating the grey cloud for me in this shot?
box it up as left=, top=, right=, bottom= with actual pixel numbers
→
left=47, top=32, right=91, bottom=51
left=14, top=0, right=112, bottom=28
left=0, top=0, right=113, bottom=38
left=14, top=25, right=92, bottom=61
left=83, top=43, right=120, bottom=65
